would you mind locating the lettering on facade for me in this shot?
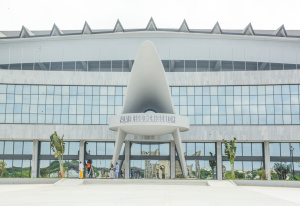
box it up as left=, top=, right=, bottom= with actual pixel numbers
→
left=120, top=115, right=176, bottom=123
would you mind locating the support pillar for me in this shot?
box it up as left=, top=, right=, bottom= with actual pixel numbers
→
left=31, top=140, right=39, bottom=178
left=264, top=141, right=271, bottom=180
left=79, top=141, right=85, bottom=164
left=172, top=128, right=187, bottom=177
left=216, top=141, right=223, bottom=180
left=170, top=141, right=176, bottom=179
left=125, top=140, right=130, bottom=179
left=112, top=129, right=127, bottom=166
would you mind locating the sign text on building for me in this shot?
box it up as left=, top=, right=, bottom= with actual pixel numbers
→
left=120, top=114, right=176, bottom=123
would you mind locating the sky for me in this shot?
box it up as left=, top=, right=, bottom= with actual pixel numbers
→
left=1, top=0, right=300, bottom=31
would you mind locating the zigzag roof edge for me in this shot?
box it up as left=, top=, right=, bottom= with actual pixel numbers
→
left=114, top=19, right=124, bottom=32
left=0, top=32, right=6, bottom=37
left=50, top=24, right=63, bottom=36
left=274, top=24, right=287, bottom=37
left=19, top=26, right=34, bottom=38
left=211, top=22, right=222, bottom=34
left=243, top=23, right=255, bottom=35
left=146, top=17, right=157, bottom=31
left=82, top=21, right=92, bottom=34
left=179, top=19, right=189, bottom=32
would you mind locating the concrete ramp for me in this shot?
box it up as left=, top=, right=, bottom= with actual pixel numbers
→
left=54, top=179, right=84, bottom=186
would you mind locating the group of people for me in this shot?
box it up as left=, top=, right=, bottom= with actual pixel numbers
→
left=78, top=161, right=120, bottom=179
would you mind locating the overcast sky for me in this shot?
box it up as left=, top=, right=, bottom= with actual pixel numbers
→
left=1, top=0, right=300, bottom=31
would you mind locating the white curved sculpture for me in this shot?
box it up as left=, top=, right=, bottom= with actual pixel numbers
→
left=109, top=40, right=189, bottom=177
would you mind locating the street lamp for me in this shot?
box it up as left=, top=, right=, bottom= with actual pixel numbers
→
left=289, top=145, right=294, bottom=179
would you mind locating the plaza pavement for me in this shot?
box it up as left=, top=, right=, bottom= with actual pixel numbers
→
left=0, top=180, right=299, bottom=206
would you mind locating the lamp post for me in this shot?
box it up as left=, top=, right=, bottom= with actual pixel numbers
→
left=289, top=145, right=294, bottom=179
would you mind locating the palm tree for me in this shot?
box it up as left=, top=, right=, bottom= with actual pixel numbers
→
left=50, top=131, right=65, bottom=178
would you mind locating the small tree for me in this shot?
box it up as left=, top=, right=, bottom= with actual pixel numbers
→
left=223, top=137, right=237, bottom=179
left=50, top=131, right=65, bottom=178
left=209, top=152, right=216, bottom=179
left=0, top=161, right=7, bottom=178
left=273, top=162, right=291, bottom=180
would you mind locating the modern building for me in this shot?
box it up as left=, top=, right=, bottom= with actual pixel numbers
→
left=0, top=19, right=300, bottom=180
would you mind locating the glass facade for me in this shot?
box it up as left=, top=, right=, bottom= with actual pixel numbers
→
left=223, top=161, right=264, bottom=180
left=85, top=142, right=125, bottom=178
left=1, top=84, right=300, bottom=125
left=1, top=60, right=299, bottom=72
left=130, top=143, right=170, bottom=179
left=38, top=141, right=79, bottom=178
left=222, top=142, right=264, bottom=180
left=175, top=143, right=216, bottom=179
left=0, top=140, right=32, bottom=178
left=270, top=143, right=300, bottom=180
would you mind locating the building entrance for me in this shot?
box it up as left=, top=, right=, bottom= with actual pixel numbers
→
left=130, top=142, right=171, bottom=179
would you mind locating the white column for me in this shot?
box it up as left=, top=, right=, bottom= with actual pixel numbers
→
left=125, top=141, right=130, bottom=179
left=172, top=128, right=187, bottom=177
left=79, top=141, right=85, bottom=164
left=31, top=140, right=39, bottom=178
left=264, top=141, right=271, bottom=180
left=112, top=128, right=127, bottom=166
left=170, top=141, right=176, bottom=179
left=216, top=141, right=223, bottom=180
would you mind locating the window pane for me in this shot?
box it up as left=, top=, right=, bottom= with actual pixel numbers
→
left=252, top=143, right=263, bottom=156
left=106, top=142, right=114, bottom=155
left=243, top=143, right=251, bottom=156
left=14, top=141, right=23, bottom=155
left=69, top=142, right=79, bottom=155
left=186, top=143, right=195, bottom=156
left=97, top=142, right=105, bottom=155
left=160, top=143, right=169, bottom=156
left=4, top=141, right=13, bottom=154
left=205, top=143, right=215, bottom=156
left=131, top=143, right=141, bottom=155
left=86, top=142, right=96, bottom=155
left=270, top=143, right=280, bottom=156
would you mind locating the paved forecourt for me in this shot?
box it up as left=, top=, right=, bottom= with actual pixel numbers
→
left=0, top=181, right=299, bottom=206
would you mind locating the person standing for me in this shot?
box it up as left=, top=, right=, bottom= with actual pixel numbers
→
left=110, top=163, right=115, bottom=178
left=79, top=161, right=84, bottom=179
left=115, top=162, right=119, bottom=179
left=131, top=169, right=134, bottom=179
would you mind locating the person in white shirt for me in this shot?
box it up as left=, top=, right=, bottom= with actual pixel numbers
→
left=115, top=162, right=119, bottom=179
left=79, top=161, right=84, bottom=179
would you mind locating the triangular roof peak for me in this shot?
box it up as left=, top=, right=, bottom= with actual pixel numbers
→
left=82, top=21, right=92, bottom=34
left=50, top=24, right=63, bottom=36
left=114, top=19, right=124, bottom=32
left=179, top=19, right=190, bottom=32
left=146, top=17, right=157, bottom=31
left=211, top=22, right=222, bottom=34
left=275, top=25, right=287, bottom=37
left=243, top=23, right=255, bottom=35
left=19, top=26, right=34, bottom=38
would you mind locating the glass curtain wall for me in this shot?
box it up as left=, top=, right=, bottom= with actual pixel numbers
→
left=1, top=84, right=299, bottom=125
left=175, top=142, right=216, bottom=179
left=0, top=141, right=32, bottom=178
left=270, top=142, right=300, bottom=180
left=222, top=142, right=264, bottom=179
left=130, top=142, right=170, bottom=179
left=85, top=142, right=125, bottom=178
left=38, top=141, right=79, bottom=178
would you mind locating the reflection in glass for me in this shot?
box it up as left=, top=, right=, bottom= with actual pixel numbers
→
left=86, top=142, right=96, bottom=155
left=12, top=160, right=22, bottom=177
